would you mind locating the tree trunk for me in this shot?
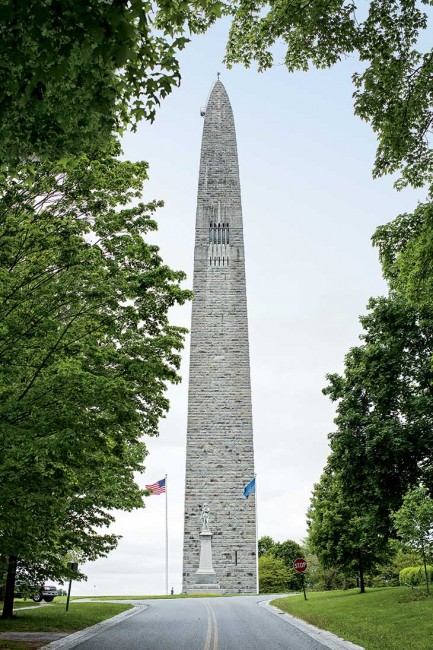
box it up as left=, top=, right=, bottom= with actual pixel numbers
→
left=2, top=556, right=17, bottom=619
left=359, top=551, right=365, bottom=594
left=0, top=555, right=7, bottom=601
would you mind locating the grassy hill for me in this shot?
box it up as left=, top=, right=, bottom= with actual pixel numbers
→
left=272, top=586, right=433, bottom=650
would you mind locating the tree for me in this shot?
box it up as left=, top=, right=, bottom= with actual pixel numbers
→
left=0, top=144, right=191, bottom=617
left=224, top=0, right=433, bottom=188
left=393, top=486, right=433, bottom=593
left=308, top=291, right=433, bottom=593
left=370, top=539, right=422, bottom=587
left=273, top=539, right=305, bottom=590
left=390, top=543, right=423, bottom=575
left=226, top=0, right=433, bottom=187
left=273, top=540, right=303, bottom=567
left=374, top=202, right=433, bottom=313
left=307, top=468, right=390, bottom=593
left=329, top=294, right=433, bottom=493
left=0, top=1, right=223, bottom=169
left=257, top=536, right=304, bottom=589
left=303, top=550, right=352, bottom=591
left=258, top=536, right=275, bottom=557
left=259, top=555, right=291, bottom=593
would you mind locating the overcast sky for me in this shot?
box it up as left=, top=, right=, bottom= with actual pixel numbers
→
left=77, top=19, right=426, bottom=596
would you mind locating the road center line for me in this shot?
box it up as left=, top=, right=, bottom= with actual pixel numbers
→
left=203, top=602, right=218, bottom=650
left=209, top=603, right=218, bottom=650
left=204, top=603, right=212, bottom=650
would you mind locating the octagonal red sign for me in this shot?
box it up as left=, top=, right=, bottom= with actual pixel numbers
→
left=293, top=558, right=307, bottom=573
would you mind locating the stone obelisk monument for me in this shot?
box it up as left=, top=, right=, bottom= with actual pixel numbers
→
left=182, top=79, right=256, bottom=594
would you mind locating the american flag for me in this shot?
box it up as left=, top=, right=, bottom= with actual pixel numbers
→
left=145, top=478, right=166, bottom=495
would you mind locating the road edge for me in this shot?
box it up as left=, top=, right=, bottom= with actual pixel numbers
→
left=40, top=604, right=148, bottom=650
left=258, top=599, right=365, bottom=650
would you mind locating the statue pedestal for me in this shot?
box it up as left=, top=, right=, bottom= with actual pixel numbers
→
left=187, top=530, right=222, bottom=594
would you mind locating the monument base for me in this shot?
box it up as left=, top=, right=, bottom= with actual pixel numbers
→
left=194, top=569, right=218, bottom=585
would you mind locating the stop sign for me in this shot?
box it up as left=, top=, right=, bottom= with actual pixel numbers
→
left=293, top=558, right=307, bottom=573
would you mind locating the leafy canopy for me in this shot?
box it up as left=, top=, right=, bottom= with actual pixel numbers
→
left=393, top=486, right=433, bottom=561
left=258, top=535, right=276, bottom=557
left=374, top=202, right=433, bottom=310
left=307, top=466, right=392, bottom=592
left=0, top=0, right=224, bottom=168
left=259, top=554, right=291, bottom=593
left=257, top=536, right=304, bottom=589
left=308, top=293, right=433, bottom=590
left=224, top=0, right=433, bottom=188
left=393, top=485, right=433, bottom=592
left=0, top=144, right=191, bottom=585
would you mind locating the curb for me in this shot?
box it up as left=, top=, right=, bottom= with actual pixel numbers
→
left=40, top=604, right=147, bottom=649
left=258, top=599, right=365, bottom=650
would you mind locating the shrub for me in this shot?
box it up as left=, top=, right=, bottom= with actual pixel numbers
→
left=399, top=565, right=433, bottom=586
left=259, top=555, right=291, bottom=593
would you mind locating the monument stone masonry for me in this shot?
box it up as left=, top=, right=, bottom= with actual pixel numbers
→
left=182, top=79, right=257, bottom=594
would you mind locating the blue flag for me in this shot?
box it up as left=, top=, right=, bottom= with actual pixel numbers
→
left=243, top=477, right=256, bottom=499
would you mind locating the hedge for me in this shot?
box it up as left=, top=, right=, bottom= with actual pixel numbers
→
left=399, top=565, right=433, bottom=586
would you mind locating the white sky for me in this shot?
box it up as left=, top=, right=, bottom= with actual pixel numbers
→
left=77, top=19, right=426, bottom=596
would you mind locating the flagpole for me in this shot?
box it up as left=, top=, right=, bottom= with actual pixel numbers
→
left=255, top=473, right=259, bottom=595
left=165, top=473, right=168, bottom=596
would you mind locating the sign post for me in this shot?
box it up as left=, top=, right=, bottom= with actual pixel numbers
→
left=293, top=557, right=308, bottom=601
left=66, top=562, right=78, bottom=612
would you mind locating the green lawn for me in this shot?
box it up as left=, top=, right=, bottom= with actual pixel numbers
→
left=272, top=587, right=433, bottom=650
left=0, top=601, right=132, bottom=633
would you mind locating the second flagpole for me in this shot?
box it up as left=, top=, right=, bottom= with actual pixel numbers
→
left=165, top=474, right=168, bottom=595
left=255, top=473, right=259, bottom=595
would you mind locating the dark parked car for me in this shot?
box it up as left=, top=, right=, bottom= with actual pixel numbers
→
left=14, top=581, right=58, bottom=602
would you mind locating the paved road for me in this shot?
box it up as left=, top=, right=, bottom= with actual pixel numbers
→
left=71, top=595, right=330, bottom=650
